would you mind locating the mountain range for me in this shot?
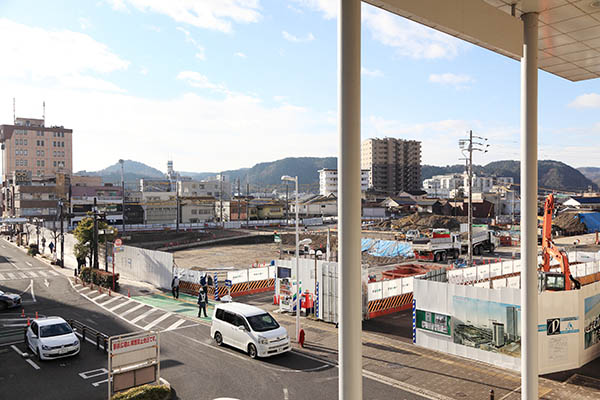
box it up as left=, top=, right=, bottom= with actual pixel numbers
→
left=76, top=158, right=597, bottom=193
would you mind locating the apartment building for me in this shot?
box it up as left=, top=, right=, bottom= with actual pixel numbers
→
left=318, top=168, right=369, bottom=196
left=361, top=138, right=421, bottom=194
left=4, top=175, right=69, bottom=221
left=141, top=191, right=177, bottom=225
left=0, top=117, right=73, bottom=183
left=181, top=197, right=215, bottom=223
left=70, top=184, right=123, bottom=225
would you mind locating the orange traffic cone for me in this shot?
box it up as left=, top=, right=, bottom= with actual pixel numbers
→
left=35, top=312, right=38, bottom=319
left=27, top=317, right=30, bottom=326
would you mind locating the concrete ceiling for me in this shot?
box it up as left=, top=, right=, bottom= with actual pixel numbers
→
left=365, top=0, right=600, bottom=81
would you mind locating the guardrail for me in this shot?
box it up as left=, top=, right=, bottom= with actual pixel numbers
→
left=67, top=319, right=109, bottom=353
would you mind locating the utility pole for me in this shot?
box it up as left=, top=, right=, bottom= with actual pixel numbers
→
left=246, top=182, right=250, bottom=227
left=93, top=197, right=99, bottom=269
left=119, top=159, right=125, bottom=235
left=220, top=173, right=224, bottom=228
left=459, top=130, right=488, bottom=268
left=59, top=199, right=64, bottom=267
left=237, top=178, right=241, bottom=221
left=176, top=181, right=180, bottom=233
left=286, top=182, right=289, bottom=223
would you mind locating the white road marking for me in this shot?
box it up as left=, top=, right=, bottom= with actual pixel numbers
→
left=6, top=272, right=16, bottom=279
left=78, top=368, right=108, bottom=379
left=18, top=272, right=28, bottom=279
left=8, top=260, right=21, bottom=270
left=499, top=386, right=522, bottom=400
left=93, top=294, right=107, bottom=302
left=142, top=312, right=172, bottom=330
left=26, top=261, right=33, bottom=266
left=130, top=308, right=157, bottom=324
left=30, top=279, right=36, bottom=302
left=44, top=279, right=49, bottom=288
left=26, top=359, right=41, bottom=370
left=165, top=319, right=187, bottom=331
left=49, top=270, right=59, bottom=276
left=0, top=272, right=5, bottom=280
left=11, top=345, right=27, bottom=357
left=38, top=270, right=48, bottom=277
left=109, top=299, right=136, bottom=312
left=283, top=388, right=289, bottom=400
left=1, top=245, right=5, bottom=248
left=26, top=270, right=39, bottom=278
left=98, top=296, right=121, bottom=307
left=92, top=378, right=110, bottom=387
left=117, top=302, right=145, bottom=316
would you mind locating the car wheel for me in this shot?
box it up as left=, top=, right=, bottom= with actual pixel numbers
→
left=214, top=332, right=223, bottom=346
left=248, top=343, right=258, bottom=359
left=0, top=302, right=8, bottom=311
left=433, top=253, right=440, bottom=262
left=441, top=252, right=448, bottom=262
left=36, top=346, right=42, bottom=362
left=489, top=244, right=495, bottom=254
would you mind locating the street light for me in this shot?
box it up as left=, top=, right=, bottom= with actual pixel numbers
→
left=119, top=159, right=125, bottom=235
left=309, top=247, right=322, bottom=317
left=281, top=175, right=301, bottom=342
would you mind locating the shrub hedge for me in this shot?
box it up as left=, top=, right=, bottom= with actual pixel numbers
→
left=111, top=384, right=171, bottom=400
left=79, top=267, right=120, bottom=290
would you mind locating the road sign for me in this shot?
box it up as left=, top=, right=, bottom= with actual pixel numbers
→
left=225, top=279, right=232, bottom=287
left=114, top=238, right=122, bottom=247
left=274, top=233, right=281, bottom=243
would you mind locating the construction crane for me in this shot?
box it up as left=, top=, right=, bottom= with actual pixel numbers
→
left=539, top=194, right=581, bottom=291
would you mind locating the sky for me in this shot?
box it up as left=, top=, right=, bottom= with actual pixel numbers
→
left=1, top=0, right=600, bottom=174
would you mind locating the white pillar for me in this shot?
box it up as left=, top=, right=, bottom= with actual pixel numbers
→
left=520, top=12, right=538, bottom=400
left=338, top=0, right=362, bottom=399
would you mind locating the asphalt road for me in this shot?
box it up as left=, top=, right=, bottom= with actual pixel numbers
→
left=0, top=239, right=427, bottom=400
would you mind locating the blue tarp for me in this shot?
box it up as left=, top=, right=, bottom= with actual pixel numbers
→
left=361, top=238, right=413, bottom=258
left=578, top=212, right=600, bottom=233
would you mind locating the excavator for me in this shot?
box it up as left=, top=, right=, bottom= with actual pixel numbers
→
left=539, top=194, right=581, bottom=291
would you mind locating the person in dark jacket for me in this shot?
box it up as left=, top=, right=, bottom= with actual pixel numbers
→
left=197, top=289, right=208, bottom=318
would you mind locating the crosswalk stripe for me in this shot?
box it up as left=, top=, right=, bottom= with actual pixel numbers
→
left=119, top=303, right=146, bottom=317
left=26, top=271, right=39, bottom=278
left=93, top=294, right=107, bottom=302
left=143, top=312, right=172, bottom=330
left=0, top=272, right=5, bottom=280
left=18, top=272, right=28, bottom=279
left=165, top=319, right=187, bottom=331
left=38, top=270, right=48, bottom=277
left=6, top=272, right=16, bottom=279
left=49, top=271, right=59, bottom=276
left=99, top=296, right=121, bottom=307
left=109, top=299, right=135, bottom=312
left=130, top=308, right=157, bottom=324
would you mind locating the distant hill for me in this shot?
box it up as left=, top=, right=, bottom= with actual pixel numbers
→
left=578, top=167, right=600, bottom=188
left=75, top=160, right=164, bottom=185
left=422, top=160, right=597, bottom=192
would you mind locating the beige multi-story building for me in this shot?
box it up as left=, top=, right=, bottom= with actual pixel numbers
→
left=1, top=117, right=73, bottom=183
left=361, top=138, right=421, bottom=194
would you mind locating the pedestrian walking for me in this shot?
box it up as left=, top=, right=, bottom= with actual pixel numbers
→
left=197, top=289, right=208, bottom=318
left=171, top=275, right=180, bottom=299
left=49, top=241, right=55, bottom=253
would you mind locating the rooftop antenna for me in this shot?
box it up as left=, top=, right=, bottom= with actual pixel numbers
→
left=13, top=98, right=15, bottom=123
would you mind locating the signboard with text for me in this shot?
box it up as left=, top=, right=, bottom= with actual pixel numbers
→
left=416, top=310, right=451, bottom=336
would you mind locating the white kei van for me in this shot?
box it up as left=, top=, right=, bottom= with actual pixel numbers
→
left=210, top=302, right=290, bottom=359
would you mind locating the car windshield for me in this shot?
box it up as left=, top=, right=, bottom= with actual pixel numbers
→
left=40, top=322, right=73, bottom=338
left=246, top=313, right=280, bottom=332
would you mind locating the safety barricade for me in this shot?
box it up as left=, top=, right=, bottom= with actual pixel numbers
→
left=179, top=279, right=275, bottom=299
left=367, top=292, right=413, bottom=319
left=247, top=278, right=275, bottom=295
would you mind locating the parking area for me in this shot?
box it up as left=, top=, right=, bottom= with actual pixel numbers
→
left=1, top=336, right=110, bottom=400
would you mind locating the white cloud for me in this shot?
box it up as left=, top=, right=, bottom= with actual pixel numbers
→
left=293, top=1, right=463, bottom=59
left=569, top=93, right=600, bottom=109
left=79, top=17, right=92, bottom=30
left=361, top=67, right=383, bottom=77
left=140, top=66, right=148, bottom=75
left=234, top=52, right=247, bottom=58
left=111, top=0, right=261, bottom=33
left=0, top=82, right=336, bottom=173
left=429, top=73, right=474, bottom=88
left=0, top=19, right=128, bottom=92
left=291, top=0, right=336, bottom=19
left=176, top=71, right=227, bottom=93
left=282, top=30, right=315, bottom=43
left=176, top=27, right=206, bottom=60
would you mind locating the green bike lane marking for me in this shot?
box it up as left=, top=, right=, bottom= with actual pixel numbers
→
left=132, top=292, right=214, bottom=321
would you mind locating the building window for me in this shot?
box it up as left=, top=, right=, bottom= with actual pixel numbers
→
left=61, top=141, right=64, bottom=147
left=191, top=209, right=198, bottom=215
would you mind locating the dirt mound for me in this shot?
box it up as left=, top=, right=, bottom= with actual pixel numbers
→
left=392, top=213, right=467, bottom=231
left=554, top=212, right=587, bottom=234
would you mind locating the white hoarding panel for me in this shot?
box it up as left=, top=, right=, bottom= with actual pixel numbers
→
left=227, top=270, right=248, bottom=285
left=502, top=262, right=513, bottom=276
left=248, top=267, right=269, bottom=281
left=368, top=282, right=382, bottom=301
left=401, top=277, right=413, bottom=294
left=268, top=266, right=277, bottom=279
left=477, top=265, right=490, bottom=280
left=490, top=263, right=502, bottom=278
left=576, top=264, right=586, bottom=278
left=474, top=281, right=489, bottom=288
left=507, top=276, right=520, bottom=289
left=447, top=269, right=464, bottom=283
left=463, top=267, right=477, bottom=282
left=492, top=279, right=507, bottom=289
left=382, top=279, right=402, bottom=298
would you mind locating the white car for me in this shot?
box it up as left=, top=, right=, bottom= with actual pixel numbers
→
left=26, top=317, right=80, bottom=361
left=211, top=302, right=290, bottom=359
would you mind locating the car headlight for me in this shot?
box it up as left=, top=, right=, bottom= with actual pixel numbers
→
left=73, top=340, right=79, bottom=346
left=258, top=337, right=269, bottom=345
left=41, top=345, right=51, bottom=350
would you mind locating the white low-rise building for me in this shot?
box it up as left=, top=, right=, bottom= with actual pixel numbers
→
left=319, top=168, right=369, bottom=196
